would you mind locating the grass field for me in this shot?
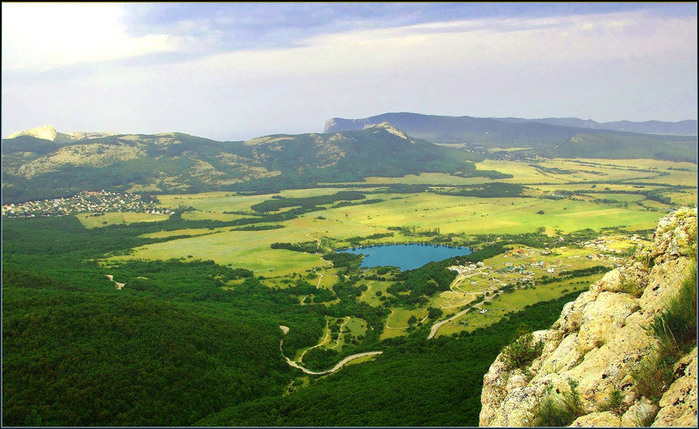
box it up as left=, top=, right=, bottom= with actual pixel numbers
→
left=359, top=172, right=493, bottom=186
left=97, top=158, right=693, bottom=347
left=433, top=274, right=601, bottom=338
left=76, top=212, right=171, bottom=229
left=358, top=280, right=392, bottom=307
left=310, top=193, right=666, bottom=235
left=381, top=308, right=428, bottom=340
left=110, top=182, right=678, bottom=275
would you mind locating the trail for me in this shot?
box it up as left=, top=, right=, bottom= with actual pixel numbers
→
left=306, top=233, right=332, bottom=288
left=105, top=274, right=126, bottom=290
left=427, top=290, right=499, bottom=340
left=427, top=309, right=469, bottom=340
left=329, top=317, right=350, bottom=349
left=279, top=325, right=382, bottom=375
left=298, top=319, right=331, bottom=362
left=384, top=309, right=407, bottom=330
left=306, top=232, right=322, bottom=251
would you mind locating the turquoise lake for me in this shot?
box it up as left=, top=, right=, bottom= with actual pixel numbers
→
left=337, top=243, right=472, bottom=271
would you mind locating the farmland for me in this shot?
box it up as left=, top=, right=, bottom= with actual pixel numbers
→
left=3, top=156, right=695, bottom=426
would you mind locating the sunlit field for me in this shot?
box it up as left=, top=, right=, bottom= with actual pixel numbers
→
left=76, top=211, right=171, bottom=229
left=105, top=157, right=696, bottom=278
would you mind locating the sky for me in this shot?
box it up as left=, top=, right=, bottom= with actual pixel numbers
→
left=2, top=2, right=697, bottom=141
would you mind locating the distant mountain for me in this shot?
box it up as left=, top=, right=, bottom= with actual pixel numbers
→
left=1, top=123, right=489, bottom=203
left=6, top=125, right=118, bottom=144
left=496, top=117, right=697, bottom=135
left=326, top=113, right=697, bottom=137
left=324, top=113, right=697, bottom=162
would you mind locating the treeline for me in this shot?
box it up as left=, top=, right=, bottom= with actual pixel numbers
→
left=435, top=182, right=525, bottom=198
left=322, top=252, right=364, bottom=270
left=537, top=265, right=609, bottom=286
left=332, top=198, right=383, bottom=208
left=386, top=261, right=458, bottom=306
left=344, top=232, right=394, bottom=246
left=250, top=191, right=366, bottom=213
left=271, top=241, right=319, bottom=254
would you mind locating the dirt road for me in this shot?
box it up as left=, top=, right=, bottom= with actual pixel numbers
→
left=279, top=325, right=382, bottom=375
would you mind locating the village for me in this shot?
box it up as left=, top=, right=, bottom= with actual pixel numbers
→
left=447, top=233, right=644, bottom=298
left=2, top=191, right=173, bottom=218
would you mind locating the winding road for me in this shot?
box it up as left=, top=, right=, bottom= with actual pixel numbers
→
left=427, top=308, right=470, bottom=340
left=279, top=325, right=382, bottom=375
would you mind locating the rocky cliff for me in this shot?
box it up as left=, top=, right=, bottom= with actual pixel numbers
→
left=480, top=207, right=697, bottom=427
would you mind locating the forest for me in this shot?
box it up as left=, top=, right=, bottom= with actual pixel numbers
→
left=2, top=207, right=585, bottom=426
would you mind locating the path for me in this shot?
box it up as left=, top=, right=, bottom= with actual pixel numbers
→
left=283, top=351, right=384, bottom=375
left=384, top=309, right=407, bottom=330
left=427, top=309, right=470, bottom=340
left=279, top=325, right=382, bottom=375
left=105, top=274, right=126, bottom=290
left=298, top=319, right=331, bottom=362
left=306, top=233, right=333, bottom=288
left=329, top=317, right=350, bottom=349
left=428, top=288, right=502, bottom=339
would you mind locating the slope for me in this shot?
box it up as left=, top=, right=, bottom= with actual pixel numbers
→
left=324, top=113, right=697, bottom=162
left=1, top=123, right=486, bottom=203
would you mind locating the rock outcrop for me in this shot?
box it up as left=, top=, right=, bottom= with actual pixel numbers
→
left=480, top=207, right=697, bottom=427
left=6, top=125, right=116, bottom=143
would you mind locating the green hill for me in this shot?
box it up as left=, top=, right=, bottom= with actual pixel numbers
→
left=2, top=123, right=486, bottom=203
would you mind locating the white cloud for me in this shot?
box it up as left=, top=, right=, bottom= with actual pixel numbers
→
left=1, top=3, right=178, bottom=72
left=1, top=7, right=696, bottom=139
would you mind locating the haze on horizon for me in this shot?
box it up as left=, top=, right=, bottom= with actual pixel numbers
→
left=2, top=2, right=697, bottom=141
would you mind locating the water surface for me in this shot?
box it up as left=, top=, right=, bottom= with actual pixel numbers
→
left=337, top=243, right=471, bottom=271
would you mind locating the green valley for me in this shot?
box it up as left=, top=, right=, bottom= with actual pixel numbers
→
left=3, top=129, right=696, bottom=425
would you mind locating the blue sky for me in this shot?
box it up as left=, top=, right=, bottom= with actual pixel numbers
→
left=2, top=2, right=697, bottom=140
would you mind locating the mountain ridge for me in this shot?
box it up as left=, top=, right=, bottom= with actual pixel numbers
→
left=325, top=113, right=697, bottom=137
left=1, top=123, right=488, bottom=203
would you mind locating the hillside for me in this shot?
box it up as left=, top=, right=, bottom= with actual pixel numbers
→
left=1, top=123, right=488, bottom=203
left=324, top=113, right=697, bottom=162
left=497, top=117, right=697, bottom=136
left=480, top=207, right=697, bottom=427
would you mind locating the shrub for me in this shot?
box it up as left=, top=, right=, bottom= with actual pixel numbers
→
left=532, top=379, right=585, bottom=427
left=501, top=324, right=544, bottom=370
left=649, top=264, right=697, bottom=356
left=633, top=350, right=676, bottom=403
left=634, top=263, right=697, bottom=403
left=597, top=389, right=627, bottom=416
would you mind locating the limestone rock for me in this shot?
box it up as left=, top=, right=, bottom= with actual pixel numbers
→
left=570, top=411, right=621, bottom=427
left=479, top=208, right=697, bottom=427
left=653, top=348, right=698, bottom=427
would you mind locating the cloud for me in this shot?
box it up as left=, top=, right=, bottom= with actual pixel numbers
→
left=1, top=5, right=696, bottom=140
left=1, top=3, right=178, bottom=72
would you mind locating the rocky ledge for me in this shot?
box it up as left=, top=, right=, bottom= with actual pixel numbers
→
left=480, top=207, right=697, bottom=427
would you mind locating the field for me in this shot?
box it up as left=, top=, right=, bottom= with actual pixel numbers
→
left=106, top=158, right=693, bottom=299
left=96, top=158, right=696, bottom=346
left=3, top=155, right=696, bottom=427
left=76, top=212, right=171, bottom=228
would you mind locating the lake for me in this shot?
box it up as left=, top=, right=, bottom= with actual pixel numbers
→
left=337, top=243, right=472, bottom=271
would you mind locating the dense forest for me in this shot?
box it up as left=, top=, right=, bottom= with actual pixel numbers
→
left=2, top=208, right=587, bottom=426
left=197, top=293, right=580, bottom=426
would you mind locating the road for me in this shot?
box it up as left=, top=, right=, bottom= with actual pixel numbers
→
left=279, top=325, right=382, bottom=375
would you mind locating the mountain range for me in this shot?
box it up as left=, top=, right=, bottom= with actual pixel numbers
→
left=1, top=123, right=486, bottom=203
left=325, top=113, right=697, bottom=138
left=3, top=113, right=696, bottom=204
